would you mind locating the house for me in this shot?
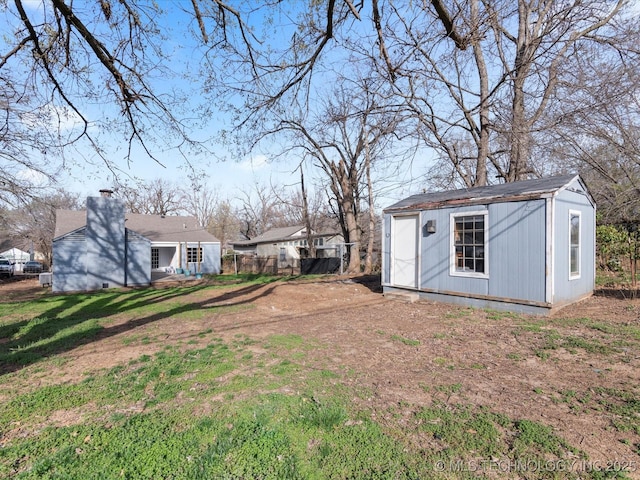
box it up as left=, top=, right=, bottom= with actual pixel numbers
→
left=382, top=175, right=595, bottom=314
left=52, top=190, right=221, bottom=292
left=0, top=246, right=31, bottom=273
left=231, top=225, right=343, bottom=268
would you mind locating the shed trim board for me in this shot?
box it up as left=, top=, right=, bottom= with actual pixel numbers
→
left=382, top=175, right=595, bottom=314
left=545, top=196, right=554, bottom=304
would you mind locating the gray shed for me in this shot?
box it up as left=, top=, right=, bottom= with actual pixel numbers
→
left=382, top=175, right=595, bottom=314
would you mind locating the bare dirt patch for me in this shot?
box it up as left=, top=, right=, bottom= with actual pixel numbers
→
left=2, top=275, right=640, bottom=471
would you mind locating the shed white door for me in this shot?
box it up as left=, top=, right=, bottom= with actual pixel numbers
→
left=392, top=215, right=419, bottom=289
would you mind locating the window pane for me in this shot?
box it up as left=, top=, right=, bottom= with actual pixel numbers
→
left=570, top=215, right=580, bottom=245
left=570, top=214, right=580, bottom=276
left=452, top=214, right=486, bottom=274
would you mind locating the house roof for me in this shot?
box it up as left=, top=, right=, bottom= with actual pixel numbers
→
left=231, top=225, right=341, bottom=247
left=237, top=225, right=306, bottom=244
left=384, top=174, right=592, bottom=213
left=54, top=210, right=220, bottom=243
left=0, top=238, right=33, bottom=253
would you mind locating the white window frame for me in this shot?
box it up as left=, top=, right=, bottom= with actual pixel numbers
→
left=186, top=247, right=203, bottom=264
left=450, top=210, right=489, bottom=279
left=569, top=210, right=581, bottom=280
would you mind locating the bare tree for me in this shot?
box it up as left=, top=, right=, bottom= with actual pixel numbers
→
left=365, top=0, right=635, bottom=186
left=235, top=182, right=290, bottom=240
left=259, top=76, right=404, bottom=273
left=7, top=190, right=82, bottom=266
left=113, top=178, right=185, bottom=216
left=207, top=199, right=242, bottom=252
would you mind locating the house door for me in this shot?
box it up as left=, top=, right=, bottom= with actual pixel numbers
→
left=392, top=215, right=419, bottom=289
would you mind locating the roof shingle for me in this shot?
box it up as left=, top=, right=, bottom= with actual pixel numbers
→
left=384, top=175, right=587, bottom=212
left=55, top=210, right=220, bottom=243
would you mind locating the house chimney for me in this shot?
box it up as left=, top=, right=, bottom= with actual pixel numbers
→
left=99, top=189, right=114, bottom=198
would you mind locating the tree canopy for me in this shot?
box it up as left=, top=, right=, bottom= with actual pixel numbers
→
left=2, top=0, right=639, bottom=261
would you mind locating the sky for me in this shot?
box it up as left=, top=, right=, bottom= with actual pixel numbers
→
left=7, top=0, right=430, bottom=211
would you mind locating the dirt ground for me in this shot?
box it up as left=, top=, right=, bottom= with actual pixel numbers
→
left=2, top=275, right=640, bottom=472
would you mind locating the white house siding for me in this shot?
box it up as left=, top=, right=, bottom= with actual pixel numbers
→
left=85, top=196, right=126, bottom=290
left=126, top=231, right=152, bottom=286
left=179, top=242, right=221, bottom=274
left=52, top=235, right=87, bottom=292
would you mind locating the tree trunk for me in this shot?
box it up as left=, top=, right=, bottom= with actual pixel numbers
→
left=470, top=0, right=489, bottom=186
left=364, top=135, right=375, bottom=274
left=300, top=166, right=316, bottom=258
left=507, top=0, right=532, bottom=182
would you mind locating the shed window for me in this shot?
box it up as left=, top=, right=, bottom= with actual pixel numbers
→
left=187, top=247, right=203, bottom=264
left=569, top=211, right=581, bottom=279
left=451, top=212, right=488, bottom=277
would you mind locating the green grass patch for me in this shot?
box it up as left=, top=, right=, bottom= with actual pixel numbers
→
left=391, top=334, right=420, bottom=346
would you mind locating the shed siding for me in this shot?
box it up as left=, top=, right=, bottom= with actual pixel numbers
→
left=86, top=197, right=126, bottom=290
left=487, top=200, right=546, bottom=303
left=420, top=206, right=488, bottom=296
left=553, top=186, right=595, bottom=304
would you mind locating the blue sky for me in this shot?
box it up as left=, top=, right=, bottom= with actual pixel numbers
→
left=8, top=0, right=429, bottom=209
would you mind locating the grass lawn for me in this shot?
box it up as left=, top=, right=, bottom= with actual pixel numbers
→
left=0, top=274, right=637, bottom=479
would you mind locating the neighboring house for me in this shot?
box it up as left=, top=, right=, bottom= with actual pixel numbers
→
left=53, top=190, right=221, bottom=293
left=382, top=174, right=595, bottom=314
left=231, top=225, right=343, bottom=267
left=0, top=246, right=31, bottom=273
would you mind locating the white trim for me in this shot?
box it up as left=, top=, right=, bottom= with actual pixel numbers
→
left=381, top=216, right=388, bottom=286
left=569, top=210, right=581, bottom=280
left=449, top=210, right=489, bottom=279
left=546, top=197, right=555, bottom=304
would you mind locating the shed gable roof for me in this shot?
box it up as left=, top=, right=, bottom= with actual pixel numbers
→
left=384, top=174, right=592, bottom=212
left=55, top=210, right=220, bottom=243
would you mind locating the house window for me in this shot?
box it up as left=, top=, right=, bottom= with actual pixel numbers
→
left=279, top=247, right=286, bottom=261
left=314, top=237, right=324, bottom=246
left=570, top=211, right=581, bottom=279
left=151, top=248, right=159, bottom=269
left=187, top=247, right=203, bottom=264
left=451, top=212, right=488, bottom=277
